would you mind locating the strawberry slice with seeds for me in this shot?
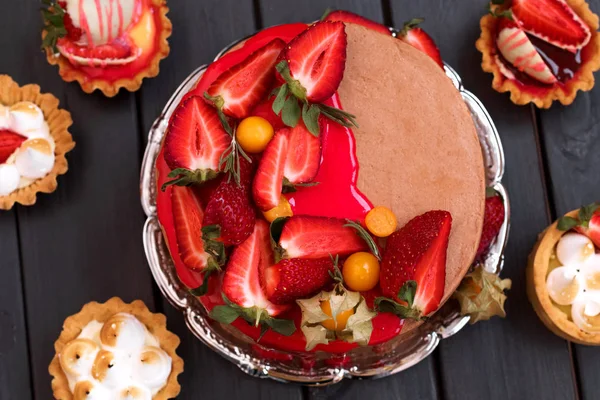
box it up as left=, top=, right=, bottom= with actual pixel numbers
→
left=476, top=191, right=506, bottom=261
left=222, top=220, right=289, bottom=316
left=577, top=213, right=600, bottom=249
left=275, top=216, right=368, bottom=261
left=376, top=210, right=452, bottom=319
left=252, top=129, right=289, bottom=211
left=324, top=10, right=391, bottom=36
left=398, top=19, right=444, bottom=69
left=558, top=203, right=600, bottom=248
left=263, top=258, right=334, bottom=305
left=206, top=39, right=286, bottom=119
left=283, top=122, right=321, bottom=184
left=512, top=0, right=591, bottom=52
left=163, top=96, right=231, bottom=189
left=280, top=21, right=347, bottom=103
left=0, top=130, right=26, bottom=163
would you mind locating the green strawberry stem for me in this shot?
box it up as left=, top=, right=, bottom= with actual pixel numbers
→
left=41, top=0, right=67, bottom=53
left=374, top=280, right=423, bottom=321
left=557, top=202, right=600, bottom=231
left=161, top=168, right=219, bottom=191
left=188, top=261, right=221, bottom=296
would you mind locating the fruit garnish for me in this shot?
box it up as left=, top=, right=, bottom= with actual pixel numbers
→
left=252, top=129, right=288, bottom=211
left=495, top=18, right=557, bottom=84
left=0, top=130, right=26, bottom=164
left=41, top=0, right=67, bottom=53
left=214, top=220, right=293, bottom=335
left=273, top=216, right=368, bottom=261
left=162, top=96, right=231, bottom=189
left=476, top=189, right=506, bottom=261
left=397, top=18, right=444, bottom=69
left=342, top=252, right=381, bottom=292
left=263, top=195, right=293, bottom=223
left=296, top=260, right=376, bottom=350
left=272, top=21, right=358, bottom=136
left=558, top=202, right=600, bottom=248
left=322, top=9, right=391, bottom=36
left=250, top=97, right=286, bottom=131
left=282, top=121, right=322, bottom=184
left=236, top=116, right=274, bottom=153
left=453, top=265, right=512, bottom=323
left=171, top=186, right=223, bottom=296
left=375, top=211, right=452, bottom=320
left=263, top=257, right=334, bottom=304
left=202, top=158, right=256, bottom=246
left=344, top=219, right=382, bottom=260
left=364, top=206, right=398, bottom=238
left=205, top=39, right=286, bottom=119
left=511, top=0, right=592, bottom=52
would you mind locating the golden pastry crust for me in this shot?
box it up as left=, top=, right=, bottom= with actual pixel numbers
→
left=49, top=297, right=183, bottom=399
left=44, top=0, right=172, bottom=97
left=527, top=210, right=600, bottom=345
left=0, top=75, right=75, bottom=210
left=476, top=0, right=600, bottom=108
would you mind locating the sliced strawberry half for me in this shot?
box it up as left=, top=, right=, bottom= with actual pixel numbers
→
left=280, top=21, right=347, bottom=103
left=398, top=19, right=444, bottom=69
left=559, top=203, right=600, bottom=248
left=206, top=39, right=286, bottom=119
left=251, top=97, right=286, bottom=131
left=252, top=129, right=289, bottom=211
left=376, top=210, right=452, bottom=318
left=283, top=121, right=321, bottom=184
left=476, top=192, right=505, bottom=260
left=324, top=10, right=391, bottom=36
left=275, top=216, right=368, bottom=260
left=222, top=220, right=288, bottom=316
left=263, top=258, right=334, bottom=304
left=512, top=0, right=591, bottom=52
left=0, top=130, right=26, bottom=163
left=163, top=95, right=231, bottom=188
left=576, top=213, right=600, bottom=248
left=171, top=186, right=210, bottom=271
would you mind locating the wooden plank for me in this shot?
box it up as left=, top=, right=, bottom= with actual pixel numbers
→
left=138, top=1, right=304, bottom=398
left=536, top=1, right=600, bottom=396
left=387, top=1, right=577, bottom=399
left=258, top=1, right=439, bottom=399
left=1, top=2, right=156, bottom=398
left=0, top=212, right=33, bottom=400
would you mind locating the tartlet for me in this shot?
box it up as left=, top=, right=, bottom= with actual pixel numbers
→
left=49, top=297, right=183, bottom=399
left=527, top=206, right=600, bottom=345
left=42, top=0, right=172, bottom=97
left=0, top=75, right=74, bottom=210
left=477, top=0, right=600, bottom=108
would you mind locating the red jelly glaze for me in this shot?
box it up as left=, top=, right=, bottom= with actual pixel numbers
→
left=58, top=0, right=165, bottom=83
left=156, top=22, right=402, bottom=354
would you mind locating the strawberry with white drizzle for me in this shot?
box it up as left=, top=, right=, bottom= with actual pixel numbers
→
left=496, top=18, right=557, bottom=84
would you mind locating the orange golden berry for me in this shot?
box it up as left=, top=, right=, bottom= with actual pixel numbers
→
left=262, top=195, right=293, bottom=222
left=236, top=116, right=274, bottom=153
left=320, top=300, right=354, bottom=332
left=365, top=206, right=397, bottom=237
left=342, top=252, right=380, bottom=292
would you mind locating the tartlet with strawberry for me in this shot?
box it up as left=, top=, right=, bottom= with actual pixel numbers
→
left=477, top=0, right=600, bottom=108
left=154, top=11, right=509, bottom=355
left=41, top=0, right=172, bottom=97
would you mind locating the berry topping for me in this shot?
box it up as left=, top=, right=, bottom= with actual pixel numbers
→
left=476, top=190, right=506, bottom=260
left=282, top=122, right=322, bottom=184
left=376, top=210, right=452, bottom=319
left=398, top=19, right=444, bottom=68
left=262, top=195, right=294, bottom=223
left=511, top=0, right=592, bottom=52
left=365, top=206, right=398, bottom=238
left=323, top=10, right=391, bottom=36
left=0, top=130, right=26, bottom=164
left=252, top=129, right=288, bottom=211
left=274, top=216, right=368, bottom=261
left=206, top=39, right=286, bottom=119
left=236, top=116, right=274, bottom=154
left=202, top=158, right=256, bottom=247
left=62, top=6, right=82, bottom=42
left=496, top=18, right=557, bottom=84
left=320, top=300, right=355, bottom=331
left=280, top=21, right=347, bottom=103
left=162, top=96, right=231, bottom=189
left=342, top=252, right=381, bottom=292
left=263, top=258, right=334, bottom=304
left=558, top=202, right=600, bottom=248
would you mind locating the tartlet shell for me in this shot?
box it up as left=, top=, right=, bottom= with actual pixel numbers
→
left=0, top=75, right=75, bottom=210
left=44, top=0, right=172, bottom=97
left=48, top=297, right=184, bottom=399
left=526, top=209, right=600, bottom=345
left=476, top=0, right=600, bottom=108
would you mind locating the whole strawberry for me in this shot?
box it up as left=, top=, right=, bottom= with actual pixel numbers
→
left=476, top=192, right=505, bottom=261
left=263, top=258, right=334, bottom=304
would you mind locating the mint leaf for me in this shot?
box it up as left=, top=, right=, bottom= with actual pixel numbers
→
left=557, top=216, right=579, bottom=231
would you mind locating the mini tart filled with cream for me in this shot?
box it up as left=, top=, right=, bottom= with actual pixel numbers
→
left=527, top=208, right=600, bottom=345
left=477, top=0, right=600, bottom=108
left=0, top=75, right=74, bottom=210
left=42, top=0, right=172, bottom=97
left=49, top=297, right=183, bottom=400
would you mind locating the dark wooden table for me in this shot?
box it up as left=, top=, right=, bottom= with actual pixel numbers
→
left=2, top=0, right=600, bottom=399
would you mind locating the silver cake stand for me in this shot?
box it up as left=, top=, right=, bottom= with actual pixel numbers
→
left=140, top=32, right=510, bottom=386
